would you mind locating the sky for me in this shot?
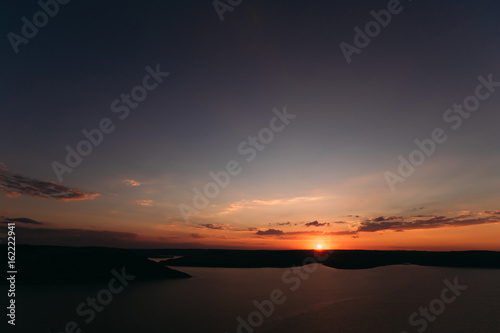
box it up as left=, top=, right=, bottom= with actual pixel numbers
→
left=1, top=0, right=500, bottom=250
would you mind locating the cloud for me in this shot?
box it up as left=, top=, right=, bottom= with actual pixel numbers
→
left=410, top=215, right=435, bottom=218
left=325, top=230, right=357, bottom=236
left=136, top=200, right=153, bottom=206
left=305, top=220, right=329, bottom=227
left=277, top=222, right=291, bottom=226
left=356, top=214, right=500, bottom=233
left=123, top=179, right=142, bottom=186
left=197, top=223, right=257, bottom=232
left=219, top=196, right=325, bottom=215
left=456, top=211, right=475, bottom=218
left=0, top=164, right=99, bottom=201
left=199, top=223, right=224, bottom=230
left=0, top=227, right=140, bottom=247
left=368, top=216, right=404, bottom=222
left=256, top=229, right=284, bottom=236
left=3, top=217, right=43, bottom=225
left=479, top=210, right=500, bottom=216
left=231, top=226, right=259, bottom=232
left=0, top=225, right=214, bottom=249
left=252, top=199, right=278, bottom=204
left=281, top=211, right=500, bottom=238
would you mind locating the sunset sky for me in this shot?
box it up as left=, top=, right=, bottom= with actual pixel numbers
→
left=1, top=0, right=500, bottom=250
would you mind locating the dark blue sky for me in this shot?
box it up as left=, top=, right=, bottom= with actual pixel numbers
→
left=1, top=0, right=500, bottom=249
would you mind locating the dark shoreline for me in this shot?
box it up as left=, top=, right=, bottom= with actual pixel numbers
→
left=136, top=248, right=500, bottom=270
left=2, top=246, right=499, bottom=284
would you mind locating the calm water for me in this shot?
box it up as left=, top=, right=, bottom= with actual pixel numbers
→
left=5, top=265, right=500, bottom=332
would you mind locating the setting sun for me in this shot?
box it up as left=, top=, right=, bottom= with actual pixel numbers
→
left=316, top=244, right=323, bottom=250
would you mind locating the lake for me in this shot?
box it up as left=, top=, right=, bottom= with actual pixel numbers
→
left=6, top=264, right=500, bottom=332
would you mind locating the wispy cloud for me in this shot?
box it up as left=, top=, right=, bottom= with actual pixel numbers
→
left=255, top=211, right=500, bottom=238
left=199, top=223, right=224, bottom=230
left=136, top=200, right=153, bottom=206
left=218, top=196, right=325, bottom=214
left=479, top=210, right=500, bottom=216
left=197, top=223, right=257, bottom=232
left=409, top=215, right=435, bottom=218
left=0, top=226, right=189, bottom=248
left=123, top=179, right=142, bottom=186
left=325, top=230, right=358, bottom=236
left=0, top=163, right=99, bottom=201
left=305, top=220, right=330, bottom=227
left=356, top=214, right=500, bottom=233
left=2, top=217, right=43, bottom=225
left=277, top=222, right=291, bottom=226
left=256, top=228, right=284, bottom=236
left=367, top=216, right=404, bottom=222
left=252, top=199, right=279, bottom=204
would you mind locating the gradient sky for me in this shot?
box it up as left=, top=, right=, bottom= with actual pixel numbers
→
left=1, top=0, right=500, bottom=250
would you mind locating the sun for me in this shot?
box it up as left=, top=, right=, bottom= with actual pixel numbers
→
left=316, top=244, right=323, bottom=250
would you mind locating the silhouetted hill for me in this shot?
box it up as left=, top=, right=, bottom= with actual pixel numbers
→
left=155, top=249, right=316, bottom=268
left=320, top=250, right=500, bottom=269
left=3, top=247, right=498, bottom=284
left=0, top=245, right=190, bottom=283
left=133, top=249, right=500, bottom=270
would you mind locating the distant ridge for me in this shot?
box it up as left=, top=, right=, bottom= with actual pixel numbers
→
left=132, top=249, right=500, bottom=270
